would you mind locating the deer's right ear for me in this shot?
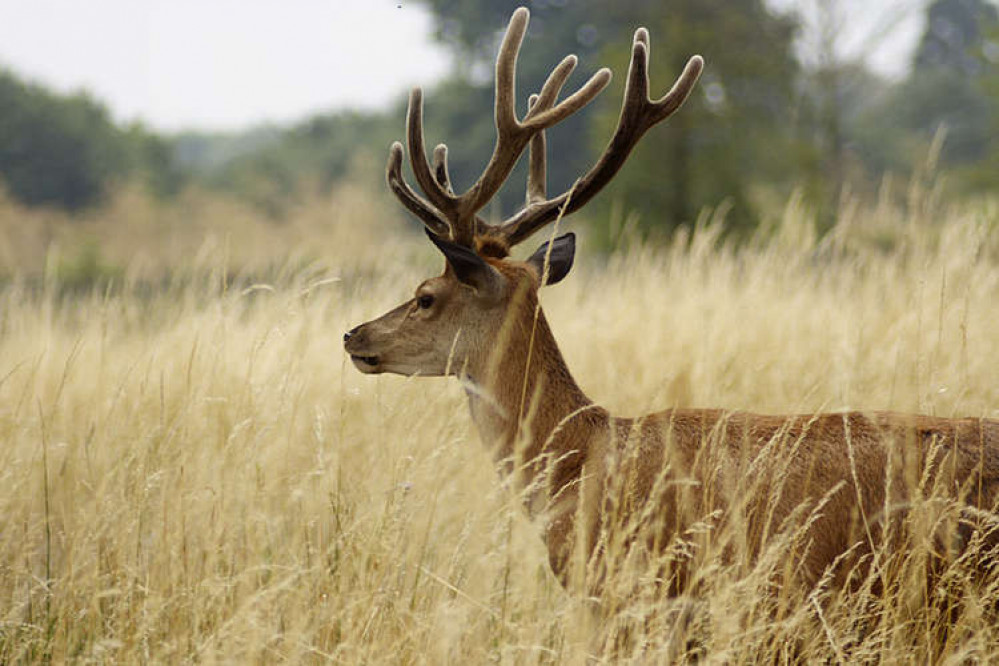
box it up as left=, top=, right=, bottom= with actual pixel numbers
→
left=425, top=230, right=504, bottom=298
left=527, top=232, right=575, bottom=285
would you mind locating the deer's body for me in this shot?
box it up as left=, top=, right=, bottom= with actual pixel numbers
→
left=348, top=254, right=999, bottom=592
left=344, top=7, right=999, bottom=595
left=462, top=262, right=999, bottom=591
left=560, top=408, right=998, bottom=591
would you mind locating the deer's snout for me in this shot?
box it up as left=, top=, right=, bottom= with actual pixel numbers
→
left=343, top=324, right=369, bottom=354
left=343, top=324, right=382, bottom=373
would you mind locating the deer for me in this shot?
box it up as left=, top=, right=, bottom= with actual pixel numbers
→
left=343, top=7, right=999, bottom=599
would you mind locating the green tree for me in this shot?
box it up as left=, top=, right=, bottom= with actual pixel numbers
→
left=203, top=111, right=397, bottom=215
left=122, top=123, right=186, bottom=198
left=0, top=69, right=186, bottom=210
left=888, top=0, right=998, bottom=171
left=589, top=0, right=799, bottom=236
left=970, top=22, right=999, bottom=189
left=0, top=69, right=129, bottom=210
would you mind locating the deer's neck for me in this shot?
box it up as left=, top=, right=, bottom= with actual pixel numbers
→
left=463, top=297, right=599, bottom=510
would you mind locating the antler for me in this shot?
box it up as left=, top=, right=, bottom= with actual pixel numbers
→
left=491, top=29, right=703, bottom=249
left=385, top=7, right=702, bottom=256
left=387, top=7, right=610, bottom=249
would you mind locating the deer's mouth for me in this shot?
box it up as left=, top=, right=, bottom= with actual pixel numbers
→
left=349, top=354, right=381, bottom=372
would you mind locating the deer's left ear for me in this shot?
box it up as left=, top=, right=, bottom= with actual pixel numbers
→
left=425, top=229, right=505, bottom=299
left=527, top=232, right=575, bottom=286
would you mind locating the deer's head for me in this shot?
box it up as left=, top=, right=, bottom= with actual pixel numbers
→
left=344, top=7, right=702, bottom=378
left=344, top=230, right=575, bottom=376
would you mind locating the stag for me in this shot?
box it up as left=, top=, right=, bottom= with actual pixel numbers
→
left=344, top=7, right=999, bottom=596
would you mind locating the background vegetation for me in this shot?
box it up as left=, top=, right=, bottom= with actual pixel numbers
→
left=1, top=0, right=999, bottom=662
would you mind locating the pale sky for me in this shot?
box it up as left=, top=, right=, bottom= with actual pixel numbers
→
left=769, top=0, right=927, bottom=75
left=0, top=1, right=451, bottom=131
left=0, top=0, right=926, bottom=133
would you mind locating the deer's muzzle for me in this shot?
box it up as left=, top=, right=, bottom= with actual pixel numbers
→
left=343, top=325, right=382, bottom=373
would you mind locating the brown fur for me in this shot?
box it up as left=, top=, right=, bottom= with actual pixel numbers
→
left=345, top=257, right=999, bottom=595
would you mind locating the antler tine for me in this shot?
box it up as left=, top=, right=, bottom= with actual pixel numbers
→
left=494, top=7, right=529, bottom=135
left=495, top=28, right=704, bottom=248
left=406, top=88, right=459, bottom=221
left=451, top=7, right=531, bottom=236
left=529, top=55, right=577, bottom=118
left=646, top=41, right=703, bottom=122
left=385, top=141, right=452, bottom=238
left=526, top=95, right=547, bottom=205
left=432, top=144, right=454, bottom=194
left=521, top=67, right=611, bottom=131
left=387, top=140, right=491, bottom=239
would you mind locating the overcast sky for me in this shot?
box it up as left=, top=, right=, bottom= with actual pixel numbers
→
left=0, top=1, right=451, bottom=131
left=0, top=0, right=926, bottom=133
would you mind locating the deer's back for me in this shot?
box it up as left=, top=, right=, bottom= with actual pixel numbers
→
left=584, top=409, right=999, bottom=588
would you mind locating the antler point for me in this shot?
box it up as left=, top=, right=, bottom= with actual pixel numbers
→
left=386, top=143, right=403, bottom=185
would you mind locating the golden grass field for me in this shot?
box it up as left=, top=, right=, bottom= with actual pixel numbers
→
left=1, top=179, right=998, bottom=663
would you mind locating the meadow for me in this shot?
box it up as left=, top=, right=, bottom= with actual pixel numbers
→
left=1, top=175, right=998, bottom=663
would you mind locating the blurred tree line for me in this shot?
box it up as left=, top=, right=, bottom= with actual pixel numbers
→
left=0, top=70, right=183, bottom=209
left=172, top=113, right=397, bottom=216
left=0, top=0, right=996, bottom=238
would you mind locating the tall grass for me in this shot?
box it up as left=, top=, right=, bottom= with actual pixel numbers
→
left=1, top=182, right=998, bottom=662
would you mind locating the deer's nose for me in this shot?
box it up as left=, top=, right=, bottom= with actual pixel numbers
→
left=343, top=326, right=359, bottom=343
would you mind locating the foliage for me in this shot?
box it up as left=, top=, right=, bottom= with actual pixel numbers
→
left=964, top=17, right=999, bottom=190
left=0, top=70, right=127, bottom=210
left=0, top=69, right=183, bottom=211
left=589, top=0, right=800, bottom=237
left=172, top=126, right=283, bottom=175
left=0, top=177, right=415, bottom=293
left=907, top=0, right=997, bottom=166
left=120, top=124, right=187, bottom=199
left=915, top=0, right=999, bottom=74
left=858, top=0, right=999, bottom=188
left=188, top=111, right=398, bottom=216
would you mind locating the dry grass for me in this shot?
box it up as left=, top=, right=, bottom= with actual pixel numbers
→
left=1, top=182, right=998, bottom=663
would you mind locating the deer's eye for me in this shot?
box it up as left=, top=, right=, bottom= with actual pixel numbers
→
left=417, top=294, right=435, bottom=310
